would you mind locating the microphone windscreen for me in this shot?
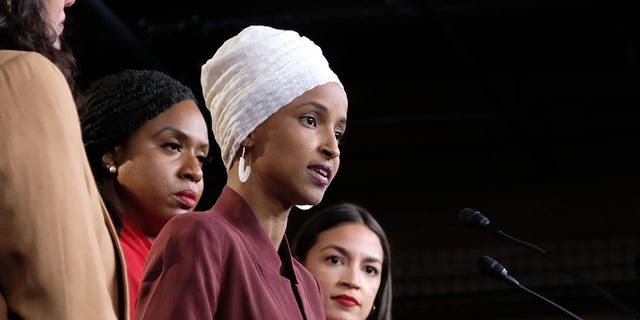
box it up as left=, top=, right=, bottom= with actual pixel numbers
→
left=477, top=255, right=508, bottom=279
left=459, top=208, right=491, bottom=229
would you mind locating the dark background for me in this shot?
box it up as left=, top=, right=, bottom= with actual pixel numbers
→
left=67, top=0, right=640, bottom=318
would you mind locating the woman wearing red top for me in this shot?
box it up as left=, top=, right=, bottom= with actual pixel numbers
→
left=78, top=69, right=212, bottom=319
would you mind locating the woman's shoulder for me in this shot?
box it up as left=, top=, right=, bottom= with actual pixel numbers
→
left=0, top=50, right=74, bottom=117
left=161, top=211, right=234, bottom=240
left=0, top=50, right=57, bottom=70
left=0, top=50, right=67, bottom=90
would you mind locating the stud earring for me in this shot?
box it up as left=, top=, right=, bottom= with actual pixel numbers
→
left=108, top=165, right=117, bottom=174
left=238, top=146, right=251, bottom=183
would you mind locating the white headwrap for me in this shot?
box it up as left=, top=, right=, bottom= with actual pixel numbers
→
left=201, top=25, right=344, bottom=171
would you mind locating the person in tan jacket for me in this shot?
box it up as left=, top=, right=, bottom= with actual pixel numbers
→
left=0, top=0, right=129, bottom=319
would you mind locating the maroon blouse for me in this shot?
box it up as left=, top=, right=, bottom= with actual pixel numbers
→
left=135, top=186, right=325, bottom=320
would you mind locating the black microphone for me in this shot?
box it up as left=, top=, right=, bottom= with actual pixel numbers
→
left=459, top=208, right=547, bottom=253
left=477, top=255, right=584, bottom=320
left=461, top=208, right=640, bottom=319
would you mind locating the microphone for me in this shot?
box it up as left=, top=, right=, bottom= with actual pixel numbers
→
left=460, top=208, right=640, bottom=319
left=477, top=255, right=584, bottom=320
left=459, top=208, right=547, bottom=253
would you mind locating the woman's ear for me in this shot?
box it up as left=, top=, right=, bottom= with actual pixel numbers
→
left=101, top=150, right=119, bottom=175
left=241, top=133, right=255, bottom=148
left=101, top=151, right=116, bottom=168
left=101, top=145, right=124, bottom=167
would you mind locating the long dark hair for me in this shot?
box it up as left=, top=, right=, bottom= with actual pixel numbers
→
left=292, top=202, right=393, bottom=320
left=0, top=0, right=76, bottom=89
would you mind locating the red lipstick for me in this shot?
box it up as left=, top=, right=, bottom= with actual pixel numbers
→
left=332, top=295, right=359, bottom=307
left=175, top=190, right=197, bottom=209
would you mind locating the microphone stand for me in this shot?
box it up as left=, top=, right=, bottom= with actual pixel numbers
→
left=478, top=255, right=584, bottom=320
left=491, top=228, right=640, bottom=320
left=516, top=282, right=584, bottom=320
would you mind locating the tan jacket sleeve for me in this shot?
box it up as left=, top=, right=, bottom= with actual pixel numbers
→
left=0, top=50, right=128, bottom=320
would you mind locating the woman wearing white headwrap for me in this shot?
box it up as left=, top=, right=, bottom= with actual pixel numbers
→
left=136, top=25, right=348, bottom=320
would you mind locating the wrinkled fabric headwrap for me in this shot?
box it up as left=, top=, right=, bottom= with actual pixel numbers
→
left=79, top=69, right=200, bottom=173
left=201, top=25, right=344, bottom=171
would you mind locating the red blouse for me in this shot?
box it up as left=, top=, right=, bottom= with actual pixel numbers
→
left=118, top=213, right=152, bottom=320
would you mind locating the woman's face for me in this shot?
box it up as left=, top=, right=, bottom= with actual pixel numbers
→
left=248, top=81, right=348, bottom=206
left=44, top=0, right=76, bottom=49
left=112, top=100, right=209, bottom=237
left=303, top=223, right=383, bottom=320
